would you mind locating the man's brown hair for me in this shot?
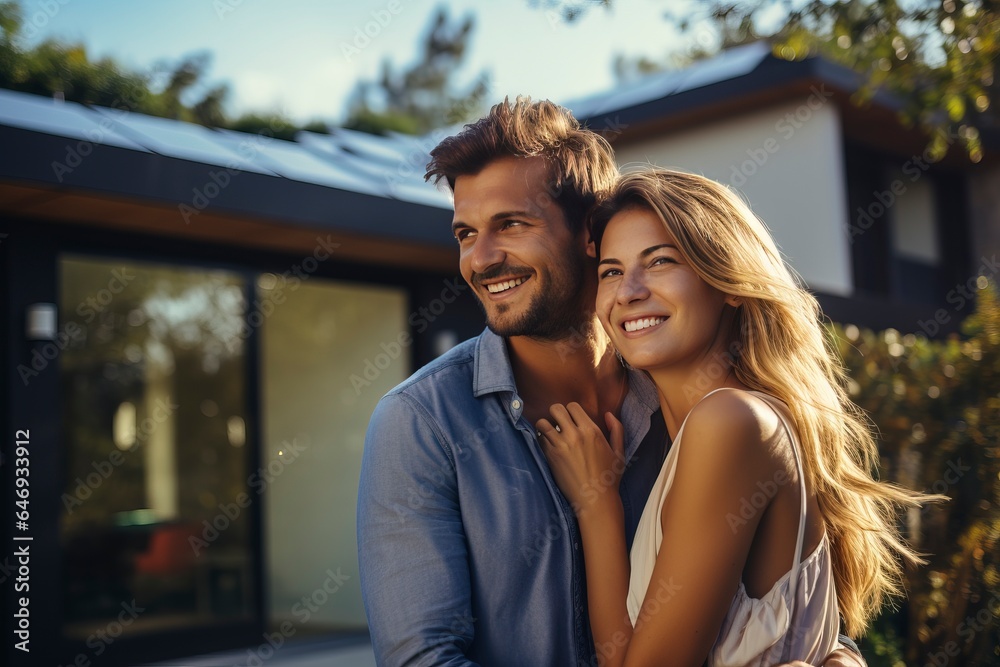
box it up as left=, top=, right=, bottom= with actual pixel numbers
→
left=424, top=96, right=618, bottom=233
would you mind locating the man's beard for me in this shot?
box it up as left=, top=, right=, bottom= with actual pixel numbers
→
left=474, top=256, right=590, bottom=341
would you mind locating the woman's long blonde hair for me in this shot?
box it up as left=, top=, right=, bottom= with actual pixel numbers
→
left=590, top=168, right=938, bottom=638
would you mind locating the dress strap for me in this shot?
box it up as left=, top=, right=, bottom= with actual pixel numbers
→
left=692, top=389, right=808, bottom=612
left=749, top=392, right=808, bottom=612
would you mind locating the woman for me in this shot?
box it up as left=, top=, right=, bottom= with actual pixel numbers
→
left=537, top=169, right=936, bottom=667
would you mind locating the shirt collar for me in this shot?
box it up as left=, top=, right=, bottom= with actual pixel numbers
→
left=473, top=327, right=518, bottom=399
left=472, top=328, right=523, bottom=425
left=620, top=368, right=660, bottom=460
left=472, top=327, right=660, bottom=440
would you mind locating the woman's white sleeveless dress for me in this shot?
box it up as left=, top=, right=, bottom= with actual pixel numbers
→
left=626, top=388, right=840, bottom=666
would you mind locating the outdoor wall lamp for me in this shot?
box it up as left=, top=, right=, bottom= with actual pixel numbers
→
left=434, top=330, right=458, bottom=357
left=26, top=303, right=58, bottom=341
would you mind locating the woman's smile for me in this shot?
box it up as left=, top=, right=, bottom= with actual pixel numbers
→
left=619, top=315, right=669, bottom=336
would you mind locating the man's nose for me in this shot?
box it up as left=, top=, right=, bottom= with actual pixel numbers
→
left=469, top=233, right=506, bottom=275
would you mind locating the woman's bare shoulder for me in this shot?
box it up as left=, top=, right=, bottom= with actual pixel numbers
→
left=681, top=388, right=792, bottom=472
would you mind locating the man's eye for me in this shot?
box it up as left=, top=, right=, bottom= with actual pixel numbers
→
left=502, top=220, right=524, bottom=229
left=454, top=229, right=474, bottom=242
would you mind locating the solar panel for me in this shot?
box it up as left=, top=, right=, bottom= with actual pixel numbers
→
left=4, top=45, right=778, bottom=210
left=0, top=88, right=150, bottom=150
left=386, top=128, right=455, bottom=158
left=328, top=127, right=416, bottom=165
left=566, top=42, right=771, bottom=119
left=297, top=130, right=453, bottom=211
left=575, top=72, right=686, bottom=119
left=673, top=42, right=771, bottom=95
left=386, top=179, right=454, bottom=209
left=328, top=147, right=452, bottom=209
left=91, top=106, right=274, bottom=174
left=207, top=128, right=386, bottom=195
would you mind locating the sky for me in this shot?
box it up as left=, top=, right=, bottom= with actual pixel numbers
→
left=16, top=0, right=717, bottom=124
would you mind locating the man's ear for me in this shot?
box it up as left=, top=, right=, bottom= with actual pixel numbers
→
left=585, top=227, right=597, bottom=258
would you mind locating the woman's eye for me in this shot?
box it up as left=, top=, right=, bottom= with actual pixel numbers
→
left=599, top=268, right=622, bottom=279
left=651, top=256, right=677, bottom=266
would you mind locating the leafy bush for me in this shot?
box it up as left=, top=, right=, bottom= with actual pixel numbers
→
left=830, top=282, right=1000, bottom=666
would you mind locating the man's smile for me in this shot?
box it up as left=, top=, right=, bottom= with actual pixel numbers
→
left=486, top=277, right=527, bottom=293
left=482, top=275, right=531, bottom=297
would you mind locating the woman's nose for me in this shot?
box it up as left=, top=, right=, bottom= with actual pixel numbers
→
left=617, top=270, right=650, bottom=304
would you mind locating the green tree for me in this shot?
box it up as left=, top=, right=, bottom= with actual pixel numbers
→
left=0, top=2, right=221, bottom=125
left=153, top=52, right=222, bottom=121
left=344, top=6, right=490, bottom=135
left=0, top=1, right=151, bottom=111
left=547, top=0, right=998, bottom=161
left=527, top=0, right=611, bottom=22
left=225, top=112, right=329, bottom=141
left=0, top=1, right=24, bottom=86
left=0, top=0, right=330, bottom=136
left=830, top=283, right=1000, bottom=665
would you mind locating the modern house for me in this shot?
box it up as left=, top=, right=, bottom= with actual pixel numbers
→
left=572, top=42, right=999, bottom=336
left=0, top=87, right=480, bottom=666
left=1, top=43, right=996, bottom=666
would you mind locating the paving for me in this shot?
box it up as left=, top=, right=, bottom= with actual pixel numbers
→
left=144, top=636, right=377, bottom=667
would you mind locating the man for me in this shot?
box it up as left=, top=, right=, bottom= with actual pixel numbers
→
left=357, top=98, right=864, bottom=666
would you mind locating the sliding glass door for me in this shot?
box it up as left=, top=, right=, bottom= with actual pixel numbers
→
left=55, top=253, right=412, bottom=662
left=260, top=276, right=409, bottom=636
left=59, top=257, right=256, bottom=644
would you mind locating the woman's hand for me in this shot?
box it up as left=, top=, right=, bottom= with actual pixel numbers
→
left=774, top=647, right=868, bottom=667
left=537, top=403, right=626, bottom=517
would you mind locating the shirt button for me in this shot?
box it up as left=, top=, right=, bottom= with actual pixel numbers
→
left=512, top=399, right=522, bottom=410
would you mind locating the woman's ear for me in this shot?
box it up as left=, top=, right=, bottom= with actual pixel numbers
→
left=724, top=295, right=742, bottom=308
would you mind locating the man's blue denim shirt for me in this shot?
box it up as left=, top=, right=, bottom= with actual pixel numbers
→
left=357, top=328, right=668, bottom=666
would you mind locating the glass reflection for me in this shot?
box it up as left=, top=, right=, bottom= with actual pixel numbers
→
left=59, top=257, right=254, bottom=640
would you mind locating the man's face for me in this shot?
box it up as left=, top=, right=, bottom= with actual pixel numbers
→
left=451, top=156, right=593, bottom=340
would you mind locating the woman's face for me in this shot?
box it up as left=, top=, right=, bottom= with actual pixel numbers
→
left=596, top=206, right=736, bottom=374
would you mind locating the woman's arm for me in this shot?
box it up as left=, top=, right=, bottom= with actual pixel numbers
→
left=576, top=492, right=633, bottom=667
left=541, top=391, right=784, bottom=667
left=622, top=390, right=777, bottom=666
left=538, top=403, right=634, bottom=667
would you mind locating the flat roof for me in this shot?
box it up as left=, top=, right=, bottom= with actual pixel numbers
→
left=1, top=42, right=992, bottom=264
left=0, top=88, right=460, bottom=269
